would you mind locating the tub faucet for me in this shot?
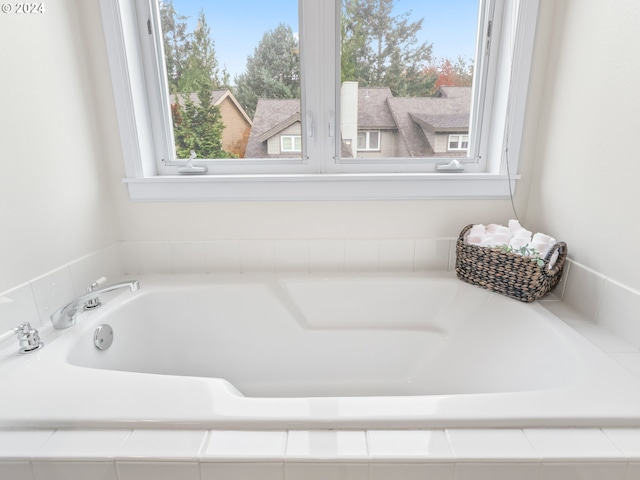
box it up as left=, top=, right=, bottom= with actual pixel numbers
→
left=50, top=280, right=140, bottom=330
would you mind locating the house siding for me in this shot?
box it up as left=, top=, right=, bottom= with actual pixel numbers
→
left=267, top=123, right=302, bottom=155
left=218, top=97, right=251, bottom=156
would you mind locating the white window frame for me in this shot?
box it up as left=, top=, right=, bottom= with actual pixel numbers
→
left=281, top=135, right=302, bottom=153
left=99, top=0, right=539, bottom=201
left=448, top=134, right=470, bottom=152
left=357, top=130, right=381, bottom=152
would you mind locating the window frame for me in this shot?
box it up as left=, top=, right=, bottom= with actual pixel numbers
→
left=448, top=134, right=470, bottom=152
left=357, top=130, right=381, bottom=152
left=281, top=135, right=303, bottom=153
left=99, top=0, right=539, bottom=201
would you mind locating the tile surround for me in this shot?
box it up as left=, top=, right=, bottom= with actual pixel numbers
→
left=4, top=241, right=640, bottom=479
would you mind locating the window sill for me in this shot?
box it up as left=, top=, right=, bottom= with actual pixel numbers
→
left=123, top=173, right=519, bottom=201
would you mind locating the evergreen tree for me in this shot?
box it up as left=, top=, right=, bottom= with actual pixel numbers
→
left=341, top=0, right=436, bottom=96
left=172, top=87, right=231, bottom=159
left=160, top=2, right=230, bottom=158
left=234, top=23, right=300, bottom=118
left=160, top=0, right=190, bottom=94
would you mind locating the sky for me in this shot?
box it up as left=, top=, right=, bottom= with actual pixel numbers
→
left=169, top=0, right=479, bottom=82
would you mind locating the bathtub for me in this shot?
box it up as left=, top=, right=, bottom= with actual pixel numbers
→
left=2, top=272, right=640, bottom=430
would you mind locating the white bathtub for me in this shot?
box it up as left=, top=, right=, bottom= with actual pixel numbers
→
left=3, top=272, right=640, bottom=429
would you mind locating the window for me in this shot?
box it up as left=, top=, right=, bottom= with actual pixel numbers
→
left=448, top=134, right=469, bottom=152
left=357, top=131, right=380, bottom=152
left=281, top=135, right=302, bottom=153
left=99, top=0, right=540, bottom=200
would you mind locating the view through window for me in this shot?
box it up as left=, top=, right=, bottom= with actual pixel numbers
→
left=159, top=0, right=478, bottom=162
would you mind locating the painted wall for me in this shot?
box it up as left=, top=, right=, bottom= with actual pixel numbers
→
left=525, top=0, right=640, bottom=291
left=0, top=0, right=570, bottom=293
left=0, top=1, right=120, bottom=292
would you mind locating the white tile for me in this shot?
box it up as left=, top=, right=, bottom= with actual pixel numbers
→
left=379, top=239, right=414, bottom=271
left=539, top=461, right=627, bottom=480
left=309, top=240, right=344, bottom=272
left=370, top=463, right=454, bottom=480
left=201, top=462, right=284, bottom=480
left=367, top=430, right=453, bottom=461
left=0, top=462, right=33, bottom=480
left=204, top=240, right=241, bottom=273
left=570, top=323, right=637, bottom=353
left=35, top=430, right=131, bottom=460
left=453, top=462, right=540, bottom=480
left=120, top=242, right=139, bottom=275
left=135, top=241, right=171, bottom=274
left=598, top=279, right=640, bottom=351
left=603, top=429, right=640, bottom=459
left=98, top=243, right=127, bottom=283
left=169, top=241, right=206, bottom=274
left=117, top=430, right=207, bottom=460
left=446, top=429, right=539, bottom=461
left=414, top=238, right=451, bottom=271
left=67, top=252, right=103, bottom=296
left=29, top=267, right=75, bottom=326
left=523, top=429, right=624, bottom=461
left=562, top=262, right=606, bottom=322
left=117, top=461, right=200, bottom=480
left=0, top=430, right=54, bottom=459
left=552, top=258, right=571, bottom=299
left=344, top=240, right=379, bottom=272
left=285, top=463, right=369, bottom=480
left=275, top=240, right=310, bottom=272
left=286, top=431, right=368, bottom=461
left=239, top=240, right=275, bottom=272
left=33, top=461, right=118, bottom=480
left=203, top=431, right=286, bottom=461
left=0, top=283, right=39, bottom=334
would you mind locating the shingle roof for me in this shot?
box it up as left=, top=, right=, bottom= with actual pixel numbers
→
left=387, top=89, right=471, bottom=156
left=357, top=87, right=396, bottom=129
left=245, top=98, right=300, bottom=158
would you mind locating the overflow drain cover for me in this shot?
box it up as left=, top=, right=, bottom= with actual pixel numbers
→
left=94, top=324, right=114, bottom=350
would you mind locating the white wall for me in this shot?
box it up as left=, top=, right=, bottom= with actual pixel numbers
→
left=0, top=0, right=572, bottom=293
left=0, top=1, right=120, bottom=292
left=526, top=0, right=640, bottom=291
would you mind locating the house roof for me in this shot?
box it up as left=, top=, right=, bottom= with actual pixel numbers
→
left=387, top=90, right=471, bottom=157
left=245, top=86, right=472, bottom=158
left=245, top=98, right=300, bottom=158
left=169, top=90, right=253, bottom=126
left=357, top=87, right=396, bottom=129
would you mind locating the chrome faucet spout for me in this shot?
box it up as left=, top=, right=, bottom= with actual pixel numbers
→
left=50, top=280, right=139, bottom=330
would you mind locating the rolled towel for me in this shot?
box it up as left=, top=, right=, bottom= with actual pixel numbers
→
left=530, top=241, right=551, bottom=257
left=532, top=232, right=552, bottom=244
left=514, top=229, right=532, bottom=241
left=493, top=232, right=511, bottom=245
left=508, top=219, right=522, bottom=233
left=486, top=224, right=499, bottom=233
left=495, top=226, right=511, bottom=235
left=509, top=237, right=529, bottom=251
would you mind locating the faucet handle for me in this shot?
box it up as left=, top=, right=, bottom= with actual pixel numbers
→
left=0, top=322, right=44, bottom=354
left=85, top=276, right=107, bottom=310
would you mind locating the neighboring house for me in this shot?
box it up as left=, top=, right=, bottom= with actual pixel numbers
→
left=244, top=84, right=471, bottom=159
left=244, top=98, right=302, bottom=159
left=170, top=90, right=252, bottom=157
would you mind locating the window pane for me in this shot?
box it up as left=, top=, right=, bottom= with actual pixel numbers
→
left=160, top=0, right=301, bottom=160
left=340, top=0, right=478, bottom=159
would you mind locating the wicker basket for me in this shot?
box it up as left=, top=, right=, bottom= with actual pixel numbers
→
left=455, top=224, right=568, bottom=302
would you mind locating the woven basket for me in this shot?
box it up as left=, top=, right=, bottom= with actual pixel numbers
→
left=455, top=224, right=568, bottom=302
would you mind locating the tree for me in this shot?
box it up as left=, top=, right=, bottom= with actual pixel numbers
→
left=160, top=0, right=190, bottom=94
left=341, top=0, right=436, bottom=97
left=179, top=10, right=229, bottom=92
left=172, top=86, right=232, bottom=158
left=234, top=23, right=300, bottom=118
left=160, top=2, right=230, bottom=158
